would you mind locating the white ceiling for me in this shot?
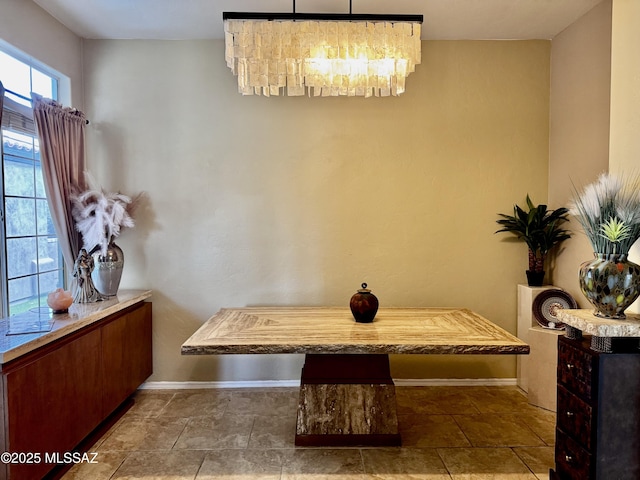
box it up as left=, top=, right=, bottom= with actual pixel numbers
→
left=33, top=0, right=603, bottom=40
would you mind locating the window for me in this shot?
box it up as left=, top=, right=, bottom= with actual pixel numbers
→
left=1, top=47, right=64, bottom=316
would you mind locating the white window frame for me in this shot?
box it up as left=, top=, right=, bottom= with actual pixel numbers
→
left=0, top=41, right=70, bottom=317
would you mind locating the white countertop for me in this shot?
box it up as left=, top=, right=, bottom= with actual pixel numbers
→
left=0, top=289, right=152, bottom=365
left=557, top=308, right=640, bottom=338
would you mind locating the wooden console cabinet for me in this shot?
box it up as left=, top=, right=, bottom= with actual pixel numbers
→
left=551, top=335, right=640, bottom=479
left=0, top=300, right=152, bottom=480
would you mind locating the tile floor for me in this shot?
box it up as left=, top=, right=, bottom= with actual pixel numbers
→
left=63, top=386, right=556, bottom=480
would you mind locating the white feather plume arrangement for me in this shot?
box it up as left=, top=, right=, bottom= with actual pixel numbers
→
left=70, top=174, right=143, bottom=256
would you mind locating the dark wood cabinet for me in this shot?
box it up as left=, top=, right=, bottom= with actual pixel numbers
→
left=0, top=301, right=152, bottom=480
left=551, top=335, right=640, bottom=480
left=102, top=302, right=153, bottom=416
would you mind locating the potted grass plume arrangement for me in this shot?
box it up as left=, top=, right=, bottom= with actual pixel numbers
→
left=496, top=195, right=572, bottom=286
left=570, top=172, right=640, bottom=319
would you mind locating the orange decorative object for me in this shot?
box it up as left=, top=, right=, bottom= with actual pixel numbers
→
left=46, top=288, right=73, bottom=313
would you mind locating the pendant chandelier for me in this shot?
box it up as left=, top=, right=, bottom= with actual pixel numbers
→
left=223, top=2, right=423, bottom=98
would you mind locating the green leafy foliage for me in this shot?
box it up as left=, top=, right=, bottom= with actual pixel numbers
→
left=600, top=217, right=631, bottom=247
left=496, top=195, right=572, bottom=272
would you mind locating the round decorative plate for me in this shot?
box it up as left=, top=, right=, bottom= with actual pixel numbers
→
left=532, top=289, right=578, bottom=330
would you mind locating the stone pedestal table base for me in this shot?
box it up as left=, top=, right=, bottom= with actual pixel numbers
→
left=295, top=353, right=400, bottom=446
left=181, top=307, right=530, bottom=447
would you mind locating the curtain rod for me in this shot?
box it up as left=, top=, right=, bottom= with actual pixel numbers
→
left=3, top=87, right=90, bottom=125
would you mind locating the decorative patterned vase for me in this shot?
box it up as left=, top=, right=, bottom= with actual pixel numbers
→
left=91, top=240, right=124, bottom=297
left=579, top=253, right=640, bottom=319
left=350, top=283, right=379, bottom=323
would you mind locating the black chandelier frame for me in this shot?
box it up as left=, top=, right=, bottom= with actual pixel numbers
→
left=223, top=0, right=423, bottom=24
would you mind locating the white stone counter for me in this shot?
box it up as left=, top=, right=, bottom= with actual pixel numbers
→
left=0, top=289, right=152, bottom=365
left=557, top=308, right=640, bottom=338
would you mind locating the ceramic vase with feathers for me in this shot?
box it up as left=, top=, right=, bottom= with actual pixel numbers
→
left=71, top=177, right=140, bottom=299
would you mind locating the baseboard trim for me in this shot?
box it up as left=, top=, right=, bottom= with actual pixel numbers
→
left=139, top=380, right=301, bottom=389
left=393, top=378, right=518, bottom=387
left=140, top=378, right=518, bottom=390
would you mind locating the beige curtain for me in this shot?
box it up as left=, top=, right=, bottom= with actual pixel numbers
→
left=31, top=94, right=87, bottom=274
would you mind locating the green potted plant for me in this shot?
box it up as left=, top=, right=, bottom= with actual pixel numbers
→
left=496, top=195, right=572, bottom=286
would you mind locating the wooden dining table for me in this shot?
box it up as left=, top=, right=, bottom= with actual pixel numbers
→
left=181, top=306, right=529, bottom=446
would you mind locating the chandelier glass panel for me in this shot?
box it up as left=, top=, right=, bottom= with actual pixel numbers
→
left=224, top=12, right=423, bottom=97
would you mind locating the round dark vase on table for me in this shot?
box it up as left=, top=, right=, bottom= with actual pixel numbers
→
left=579, top=253, right=640, bottom=319
left=91, top=240, right=124, bottom=297
left=350, top=283, right=379, bottom=323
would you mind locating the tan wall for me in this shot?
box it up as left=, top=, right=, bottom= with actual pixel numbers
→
left=82, top=39, right=550, bottom=382
left=548, top=1, right=612, bottom=304
left=609, top=0, right=640, bottom=313
left=0, top=0, right=84, bottom=108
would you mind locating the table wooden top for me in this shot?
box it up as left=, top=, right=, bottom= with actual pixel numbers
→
left=181, top=307, right=529, bottom=355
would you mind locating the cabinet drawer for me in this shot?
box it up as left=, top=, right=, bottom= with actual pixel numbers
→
left=555, top=428, right=592, bottom=480
left=558, top=338, right=594, bottom=401
left=557, top=385, right=593, bottom=450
